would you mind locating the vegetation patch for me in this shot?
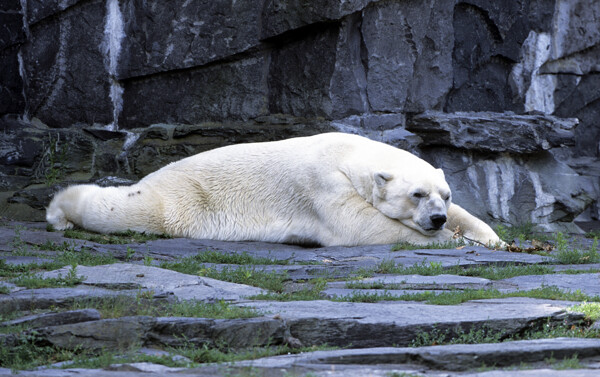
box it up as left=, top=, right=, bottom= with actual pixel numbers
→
left=371, top=259, right=555, bottom=280
left=70, top=295, right=261, bottom=319
left=568, top=302, right=600, bottom=321
left=585, top=229, right=600, bottom=239
left=411, top=317, right=599, bottom=349
left=251, top=278, right=328, bottom=301
left=392, top=239, right=464, bottom=251
left=0, top=328, right=333, bottom=371
left=11, top=264, right=84, bottom=289
left=160, top=260, right=288, bottom=292
left=172, top=249, right=290, bottom=266
left=495, top=222, right=552, bottom=243
left=63, top=229, right=171, bottom=244
left=337, top=286, right=598, bottom=305
left=553, top=233, right=599, bottom=264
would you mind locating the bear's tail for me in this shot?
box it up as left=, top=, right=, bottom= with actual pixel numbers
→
left=46, top=184, right=100, bottom=231
left=46, top=184, right=165, bottom=235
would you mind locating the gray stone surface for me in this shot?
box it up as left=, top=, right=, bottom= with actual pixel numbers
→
left=233, top=338, right=600, bottom=371
left=498, top=273, right=600, bottom=296
left=238, top=298, right=581, bottom=348
left=420, top=147, right=595, bottom=232
left=408, top=111, right=578, bottom=154
left=0, top=287, right=136, bottom=315
left=41, top=263, right=266, bottom=301
left=0, top=309, right=100, bottom=328
left=2, top=221, right=600, bottom=375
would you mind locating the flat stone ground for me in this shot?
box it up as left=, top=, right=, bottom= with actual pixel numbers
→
left=1, top=220, right=600, bottom=377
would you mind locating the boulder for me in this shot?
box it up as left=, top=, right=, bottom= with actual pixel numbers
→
left=419, top=147, right=593, bottom=231
left=41, top=264, right=266, bottom=301
left=407, top=111, right=578, bottom=154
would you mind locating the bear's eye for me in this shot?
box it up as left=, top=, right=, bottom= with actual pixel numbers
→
left=442, top=194, right=451, bottom=201
left=412, top=192, right=426, bottom=199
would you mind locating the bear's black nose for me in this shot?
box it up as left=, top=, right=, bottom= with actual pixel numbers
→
left=430, top=214, right=447, bottom=229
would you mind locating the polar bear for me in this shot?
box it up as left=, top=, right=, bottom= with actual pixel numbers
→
left=46, top=133, right=502, bottom=247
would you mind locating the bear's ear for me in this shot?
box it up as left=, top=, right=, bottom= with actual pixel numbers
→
left=436, top=168, right=445, bottom=178
left=374, top=172, right=393, bottom=187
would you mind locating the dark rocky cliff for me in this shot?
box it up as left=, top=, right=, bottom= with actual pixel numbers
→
left=1, top=0, right=598, bottom=231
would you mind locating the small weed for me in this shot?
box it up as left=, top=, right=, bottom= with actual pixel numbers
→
left=376, top=259, right=398, bottom=274
left=44, top=135, right=67, bottom=186
left=459, top=264, right=554, bottom=280
left=56, top=247, right=118, bottom=266
left=251, top=278, right=327, bottom=301
left=372, top=260, right=554, bottom=279
left=200, top=266, right=287, bottom=292
left=125, top=247, right=136, bottom=261
left=185, top=250, right=289, bottom=265
left=397, top=260, right=446, bottom=276
left=373, top=259, right=446, bottom=276
left=171, top=342, right=335, bottom=365
left=585, top=229, right=600, bottom=239
left=9, top=225, right=29, bottom=254
left=568, top=302, right=600, bottom=321
left=143, top=255, right=154, bottom=266
left=546, top=353, right=582, bottom=370
left=411, top=325, right=504, bottom=347
left=0, top=330, right=83, bottom=370
left=161, top=258, right=288, bottom=292
left=0, top=259, right=62, bottom=278
left=71, top=296, right=261, bottom=319
left=65, top=349, right=191, bottom=369
left=410, top=317, right=600, bottom=350
left=11, top=264, right=84, bottom=289
left=391, top=240, right=464, bottom=251
left=0, top=285, right=9, bottom=295
left=495, top=222, right=550, bottom=243
left=336, top=285, right=599, bottom=305
left=554, top=233, right=599, bottom=264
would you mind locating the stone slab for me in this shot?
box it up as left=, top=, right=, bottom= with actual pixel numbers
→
left=328, top=274, right=492, bottom=289
left=0, top=309, right=100, bottom=328
left=239, top=298, right=582, bottom=348
left=40, top=264, right=265, bottom=301
left=497, top=273, right=600, bottom=296
left=0, top=287, right=141, bottom=315
left=234, top=338, right=600, bottom=369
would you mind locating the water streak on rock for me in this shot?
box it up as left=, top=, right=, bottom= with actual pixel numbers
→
left=102, top=0, right=125, bottom=131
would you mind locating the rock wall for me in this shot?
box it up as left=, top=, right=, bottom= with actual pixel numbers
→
left=1, top=0, right=598, bottom=231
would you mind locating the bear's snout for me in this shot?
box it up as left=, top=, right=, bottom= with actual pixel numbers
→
left=430, top=214, right=447, bottom=229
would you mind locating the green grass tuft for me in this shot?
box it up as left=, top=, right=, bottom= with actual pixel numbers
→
left=392, top=239, right=464, bottom=251
left=554, top=233, right=599, bottom=264
left=11, top=264, right=84, bottom=289
left=63, top=229, right=171, bottom=244
left=71, top=296, right=261, bottom=319
left=336, top=285, right=599, bottom=305
left=183, top=250, right=290, bottom=265
left=568, top=302, right=600, bottom=321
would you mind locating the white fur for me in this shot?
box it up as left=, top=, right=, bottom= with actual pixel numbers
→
left=46, top=133, right=502, bottom=247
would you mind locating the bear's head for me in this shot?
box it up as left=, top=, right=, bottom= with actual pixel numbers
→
left=372, top=169, right=452, bottom=236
